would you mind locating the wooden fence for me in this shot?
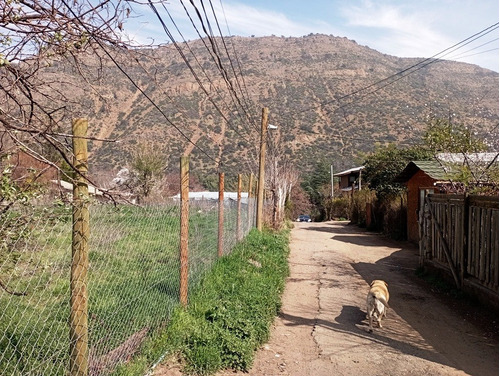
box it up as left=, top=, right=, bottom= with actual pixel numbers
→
left=419, top=193, right=499, bottom=299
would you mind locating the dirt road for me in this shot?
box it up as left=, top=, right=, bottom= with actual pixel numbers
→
left=217, top=221, right=498, bottom=376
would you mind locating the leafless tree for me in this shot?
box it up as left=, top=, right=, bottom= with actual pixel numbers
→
left=267, top=130, right=299, bottom=227
left=0, top=0, right=136, bottom=173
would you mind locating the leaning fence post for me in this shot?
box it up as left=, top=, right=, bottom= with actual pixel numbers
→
left=237, top=174, right=242, bottom=241
left=70, top=118, right=89, bottom=376
left=218, top=172, right=224, bottom=257
left=179, top=156, right=189, bottom=307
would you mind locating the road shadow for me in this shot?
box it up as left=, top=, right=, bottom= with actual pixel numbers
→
left=279, top=305, right=452, bottom=367
left=305, top=223, right=406, bottom=249
left=297, top=221, right=498, bottom=376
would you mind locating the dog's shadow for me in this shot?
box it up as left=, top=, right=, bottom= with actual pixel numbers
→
left=334, top=305, right=367, bottom=328
left=281, top=305, right=367, bottom=332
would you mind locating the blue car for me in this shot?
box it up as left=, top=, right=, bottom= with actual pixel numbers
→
left=296, top=215, right=312, bottom=222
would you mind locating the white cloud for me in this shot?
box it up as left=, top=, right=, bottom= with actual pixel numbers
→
left=121, top=0, right=498, bottom=71
left=124, top=1, right=341, bottom=44
left=341, top=2, right=453, bottom=58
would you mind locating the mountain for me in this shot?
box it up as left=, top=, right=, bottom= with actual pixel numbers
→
left=47, top=34, right=499, bottom=180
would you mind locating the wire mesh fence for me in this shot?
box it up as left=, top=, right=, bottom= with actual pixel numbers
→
left=0, top=189, right=257, bottom=375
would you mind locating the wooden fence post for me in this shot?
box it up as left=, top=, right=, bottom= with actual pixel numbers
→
left=179, top=156, right=189, bottom=307
left=462, top=194, right=470, bottom=286
left=237, top=174, right=242, bottom=241
left=70, top=118, right=89, bottom=376
left=218, top=172, right=224, bottom=257
left=247, top=173, right=254, bottom=231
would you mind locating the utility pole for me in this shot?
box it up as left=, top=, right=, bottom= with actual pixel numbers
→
left=256, top=107, right=269, bottom=231
left=330, top=164, right=334, bottom=197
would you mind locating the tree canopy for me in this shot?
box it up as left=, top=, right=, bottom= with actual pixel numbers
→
left=362, top=144, right=432, bottom=198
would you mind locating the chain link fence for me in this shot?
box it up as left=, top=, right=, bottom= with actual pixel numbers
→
left=0, top=182, right=257, bottom=375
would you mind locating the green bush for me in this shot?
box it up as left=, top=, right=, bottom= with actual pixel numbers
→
left=330, top=196, right=350, bottom=220
left=157, top=228, right=290, bottom=375
left=351, top=189, right=375, bottom=227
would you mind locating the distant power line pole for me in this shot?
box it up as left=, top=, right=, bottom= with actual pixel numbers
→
left=256, top=107, right=269, bottom=231
left=330, top=164, right=334, bottom=197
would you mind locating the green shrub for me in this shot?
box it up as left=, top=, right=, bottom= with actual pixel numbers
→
left=159, top=228, right=290, bottom=375
left=330, top=196, right=350, bottom=220
left=351, top=189, right=375, bottom=227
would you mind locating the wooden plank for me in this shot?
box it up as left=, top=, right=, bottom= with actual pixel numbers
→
left=426, top=196, right=461, bottom=289
left=493, top=211, right=499, bottom=292
left=469, top=195, right=499, bottom=209
left=485, top=209, right=493, bottom=288
left=475, top=207, right=482, bottom=280
left=479, top=208, right=487, bottom=283
left=457, top=204, right=464, bottom=279
left=472, top=207, right=480, bottom=278
left=450, top=203, right=456, bottom=265
left=467, top=207, right=476, bottom=277
left=437, top=202, right=443, bottom=262
left=462, top=196, right=469, bottom=284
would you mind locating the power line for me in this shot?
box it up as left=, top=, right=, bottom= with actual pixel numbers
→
left=180, top=0, right=257, bottom=132
left=286, top=23, right=499, bottom=119
left=218, top=0, right=256, bottom=124
left=60, top=0, right=218, bottom=164
left=148, top=0, right=253, bottom=143
left=446, top=37, right=498, bottom=60
left=207, top=0, right=257, bottom=126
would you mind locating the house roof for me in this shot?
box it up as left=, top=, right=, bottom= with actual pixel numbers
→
left=171, top=191, right=249, bottom=200
left=393, top=161, right=448, bottom=183
left=333, top=166, right=364, bottom=177
left=436, top=152, right=498, bottom=163
left=51, top=180, right=104, bottom=195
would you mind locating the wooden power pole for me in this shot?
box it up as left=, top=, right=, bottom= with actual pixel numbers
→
left=256, top=107, right=269, bottom=231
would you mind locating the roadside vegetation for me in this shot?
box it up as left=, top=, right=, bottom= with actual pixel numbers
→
left=114, top=227, right=290, bottom=376
left=302, top=119, right=498, bottom=238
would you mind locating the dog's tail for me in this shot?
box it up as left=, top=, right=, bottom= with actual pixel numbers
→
left=372, top=291, right=390, bottom=309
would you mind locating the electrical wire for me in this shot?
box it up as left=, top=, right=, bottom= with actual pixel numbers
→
left=60, top=0, right=218, bottom=164
left=179, top=0, right=257, bottom=132
left=148, top=0, right=253, bottom=146
left=218, top=0, right=256, bottom=124
left=158, top=1, right=256, bottom=137
left=206, top=0, right=257, bottom=126
left=286, top=23, right=499, bottom=119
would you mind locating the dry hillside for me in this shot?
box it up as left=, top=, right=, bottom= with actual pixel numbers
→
left=45, top=34, right=499, bottom=181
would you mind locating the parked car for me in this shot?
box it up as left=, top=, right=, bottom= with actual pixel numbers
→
left=296, top=215, right=312, bottom=222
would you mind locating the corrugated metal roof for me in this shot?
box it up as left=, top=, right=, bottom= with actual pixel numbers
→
left=51, top=180, right=104, bottom=195
left=333, top=166, right=364, bottom=177
left=394, top=161, right=448, bottom=183
left=437, top=152, right=498, bottom=163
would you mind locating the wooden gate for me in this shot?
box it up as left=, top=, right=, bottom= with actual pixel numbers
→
left=419, top=194, right=499, bottom=294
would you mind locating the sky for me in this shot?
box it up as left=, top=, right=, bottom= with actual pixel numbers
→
left=123, top=0, right=499, bottom=72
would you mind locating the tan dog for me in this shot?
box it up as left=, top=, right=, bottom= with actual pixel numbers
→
left=366, top=280, right=390, bottom=332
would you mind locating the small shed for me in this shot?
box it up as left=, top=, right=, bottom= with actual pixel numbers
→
left=7, top=151, right=59, bottom=183
left=394, top=161, right=448, bottom=243
left=334, top=166, right=364, bottom=193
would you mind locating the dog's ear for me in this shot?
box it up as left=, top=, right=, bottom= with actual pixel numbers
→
left=384, top=281, right=388, bottom=287
left=370, top=281, right=375, bottom=287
